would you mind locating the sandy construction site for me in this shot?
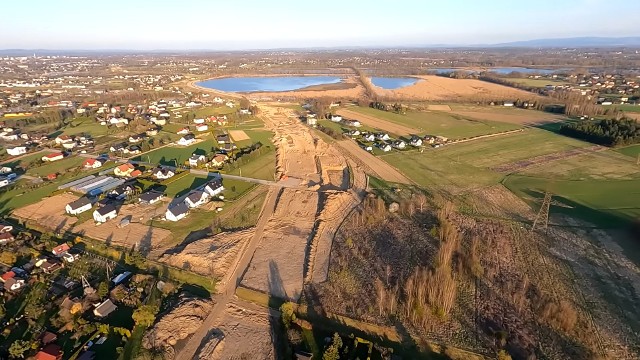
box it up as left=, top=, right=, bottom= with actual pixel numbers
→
left=12, top=193, right=79, bottom=232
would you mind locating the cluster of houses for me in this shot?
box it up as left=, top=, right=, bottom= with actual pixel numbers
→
left=165, top=178, right=224, bottom=221
left=347, top=130, right=448, bottom=152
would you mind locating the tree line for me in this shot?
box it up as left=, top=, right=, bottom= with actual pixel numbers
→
left=559, top=117, right=640, bottom=147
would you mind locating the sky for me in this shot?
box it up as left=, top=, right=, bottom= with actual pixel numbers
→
left=1, top=0, right=638, bottom=50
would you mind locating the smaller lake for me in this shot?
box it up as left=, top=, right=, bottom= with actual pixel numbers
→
left=370, top=77, right=418, bottom=89
left=196, top=76, right=342, bottom=92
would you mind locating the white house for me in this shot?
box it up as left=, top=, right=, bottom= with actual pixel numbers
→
left=239, top=109, right=252, bottom=115
left=204, top=179, right=224, bottom=197
left=165, top=203, right=189, bottom=221
left=379, top=143, right=392, bottom=152
left=93, top=204, right=118, bottom=223
left=177, top=127, right=190, bottom=135
left=65, top=197, right=92, bottom=215
left=0, top=178, right=10, bottom=188
left=153, top=168, right=175, bottom=180
left=330, top=115, right=342, bottom=122
left=55, top=135, right=74, bottom=145
left=7, top=146, right=27, bottom=156
left=42, top=152, right=64, bottom=162
left=410, top=137, right=423, bottom=147
left=376, top=133, right=390, bottom=141
left=83, top=158, right=103, bottom=169
left=346, top=130, right=360, bottom=137
left=178, top=134, right=196, bottom=146
left=392, top=140, right=407, bottom=150
left=196, top=124, right=208, bottom=132
left=184, top=191, right=209, bottom=208
left=189, top=154, right=206, bottom=167
left=362, top=134, right=375, bottom=142
left=139, top=191, right=164, bottom=205
left=193, top=118, right=205, bottom=124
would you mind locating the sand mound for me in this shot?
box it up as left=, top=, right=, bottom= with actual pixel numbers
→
left=160, top=229, right=254, bottom=288
left=143, top=295, right=214, bottom=359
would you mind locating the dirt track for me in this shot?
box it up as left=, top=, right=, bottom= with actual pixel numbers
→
left=337, top=108, right=420, bottom=136
left=13, top=193, right=79, bottom=232
left=336, top=139, right=412, bottom=184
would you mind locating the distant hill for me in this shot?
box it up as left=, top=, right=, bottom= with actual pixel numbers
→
left=493, top=37, right=640, bottom=48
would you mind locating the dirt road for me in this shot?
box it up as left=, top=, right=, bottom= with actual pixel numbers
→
left=176, top=187, right=279, bottom=360
left=335, top=139, right=413, bottom=184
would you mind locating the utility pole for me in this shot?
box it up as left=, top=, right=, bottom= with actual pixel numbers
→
left=532, top=192, right=552, bottom=232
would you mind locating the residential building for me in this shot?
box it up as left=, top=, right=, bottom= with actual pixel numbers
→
left=65, top=197, right=92, bottom=215
left=139, top=191, right=164, bottom=205
left=52, top=243, right=71, bottom=256
left=42, top=152, right=64, bottom=162
left=114, top=163, right=135, bottom=177
left=196, top=124, right=208, bottom=132
left=93, top=299, right=117, bottom=318
left=6, top=146, right=26, bottom=156
left=204, top=179, right=224, bottom=197
left=209, top=154, right=228, bottom=167
left=165, top=203, right=189, bottom=221
left=189, top=154, right=206, bottom=167
left=83, top=158, right=102, bottom=169
left=93, top=204, right=118, bottom=223
left=153, top=167, right=175, bottom=180
left=184, top=190, right=209, bottom=208
left=178, top=134, right=196, bottom=146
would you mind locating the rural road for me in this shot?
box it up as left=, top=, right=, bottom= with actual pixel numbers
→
left=175, top=187, right=280, bottom=359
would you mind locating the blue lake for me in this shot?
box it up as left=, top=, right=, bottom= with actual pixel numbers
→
left=370, top=77, right=418, bottom=89
left=196, top=76, right=342, bottom=92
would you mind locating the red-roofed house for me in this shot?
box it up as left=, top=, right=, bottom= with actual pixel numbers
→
left=1, top=271, right=15, bottom=282
left=42, top=153, right=64, bottom=162
left=83, top=158, right=103, bottom=169
left=114, top=163, right=135, bottom=177
left=0, top=232, right=14, bottom=244
left=52, top=243, right=71, bottom=256
left=35, top=344, right=63, bottom=360
left=130, top=169, right=142, bottom=177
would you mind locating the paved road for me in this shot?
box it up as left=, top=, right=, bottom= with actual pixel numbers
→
left=176, top=187, right=280, bottom=359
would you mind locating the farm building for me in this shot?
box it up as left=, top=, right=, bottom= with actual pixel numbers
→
left=166, top=203, right=189, bottom=221
left=93, top=204, right=118, bottom=223
left=65, top=197, right=92, bottom=215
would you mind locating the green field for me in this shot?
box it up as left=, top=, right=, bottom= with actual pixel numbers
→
left=616, top=144, right=640, bottom=158
left=163, top=173, right=211, bottom=198
left=26, top=156, right=86, bottom=177
left=0, top=181, right=59, bottom=215
left=508, top=78, right=570, bottom=88
left=226, top=147, right=276, bottom=181
left=603, top=104, right=640, bottom=113
left=60, top=116, right=110, bottom=137
left=519, top=149, right=640, bottom=180
left=503, top=175, right=640, bottom=226
left=234, top=129, right=274, bottom=149
left=133, top=137, right=217, bottom=166
left=1, top=151, right=45, bottom=169
left=348, top=107, right=522, bottom=139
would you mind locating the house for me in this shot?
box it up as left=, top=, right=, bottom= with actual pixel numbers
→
left=62, top=142, right=76, bottom=150
left=35, top=344, right=63, bottom=360
left=216, top=134, right=230, bottom=144
left=410, top=137, right=423, bottom=147
left=126, top=145, right=141, bottom=155
left=184, top=190, right=209, bottom=208
left=330, top=115, right=342, bottom=122
left=65, top=197, right=92, bottom=215
left=41, top=260, right=63, bottom=274
left=306, top=117, right=317, bottom=126
left=114, top=163, right=135, bottom=177
left=423, top=135, right=436, bottom=144
left=52, top=243, right=71, bottom=256
left=83, top=158, right=102, bottom=169
left=110, top=142, right=127, bottom=152
left=165, top=203, right=189, bottom=221
left=193, top=118, right=205, bottom=124
left=1, top=271, right=15, bottom=282
left=62, top=249, right=81, bottom=263
left=0, top=232, right=15, bottom=244
left=55, top=135, right=73, bottom=145
left=151, top=118, right=166, bottom=126
left=4, top=277, right=25, bottom=292
left=7, top=146, right=27, bottom=156
left=128, top=134, right=145, bottom=143
left=189, top=154, right=207, bottom=167
left=392, top=140, right=407, bottom=150
left=130, top=169, right=142, bottom=177
left=93, top=299, right=117, bottom=318
left=42, top=152, right=64, bottom=162
left=146, top=128, right=159, bottom=136
left=46, top=173, right=58, bottom=181
left=363, top=133, right=375, bottom=142
left=344, top=120, right=361, bottom=127
left=177, top=127, right=190, bottom=135
left=378, top=143, right=392, bottom=152
left=503, top=101, right=514, bottom=107
left=195, top=124, right=208, bottom=132
left=139, top=191, right=164, bottom=205
left=346, top=130, right=360, bottom=137
left=204, top=179, right=224, bottom=197
left=93, top=204, right=118, bottom=223
left=0, top=178, right=10, bottom=188
left=239, top=108, right=252, bottom=115
left=40, top=331, right=58, bottom=345
left=209, top=154, right=228, bottom=167
left=107, top=184, right=135, bottom=200
left=153, top=167, right=175, bottom=180
left=375, top=133, right=390, bottom=141
left=178, top=134, right=196, bottom=146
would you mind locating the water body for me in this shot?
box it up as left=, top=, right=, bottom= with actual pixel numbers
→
left=196, top=76, right=342, bottom=92
left=370, top=77, right=418, bottom=89
left=430, top=67, right=561, bottom=75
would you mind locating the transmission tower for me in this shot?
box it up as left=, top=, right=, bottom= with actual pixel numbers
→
left=531, top=192, right=552, bottom=232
